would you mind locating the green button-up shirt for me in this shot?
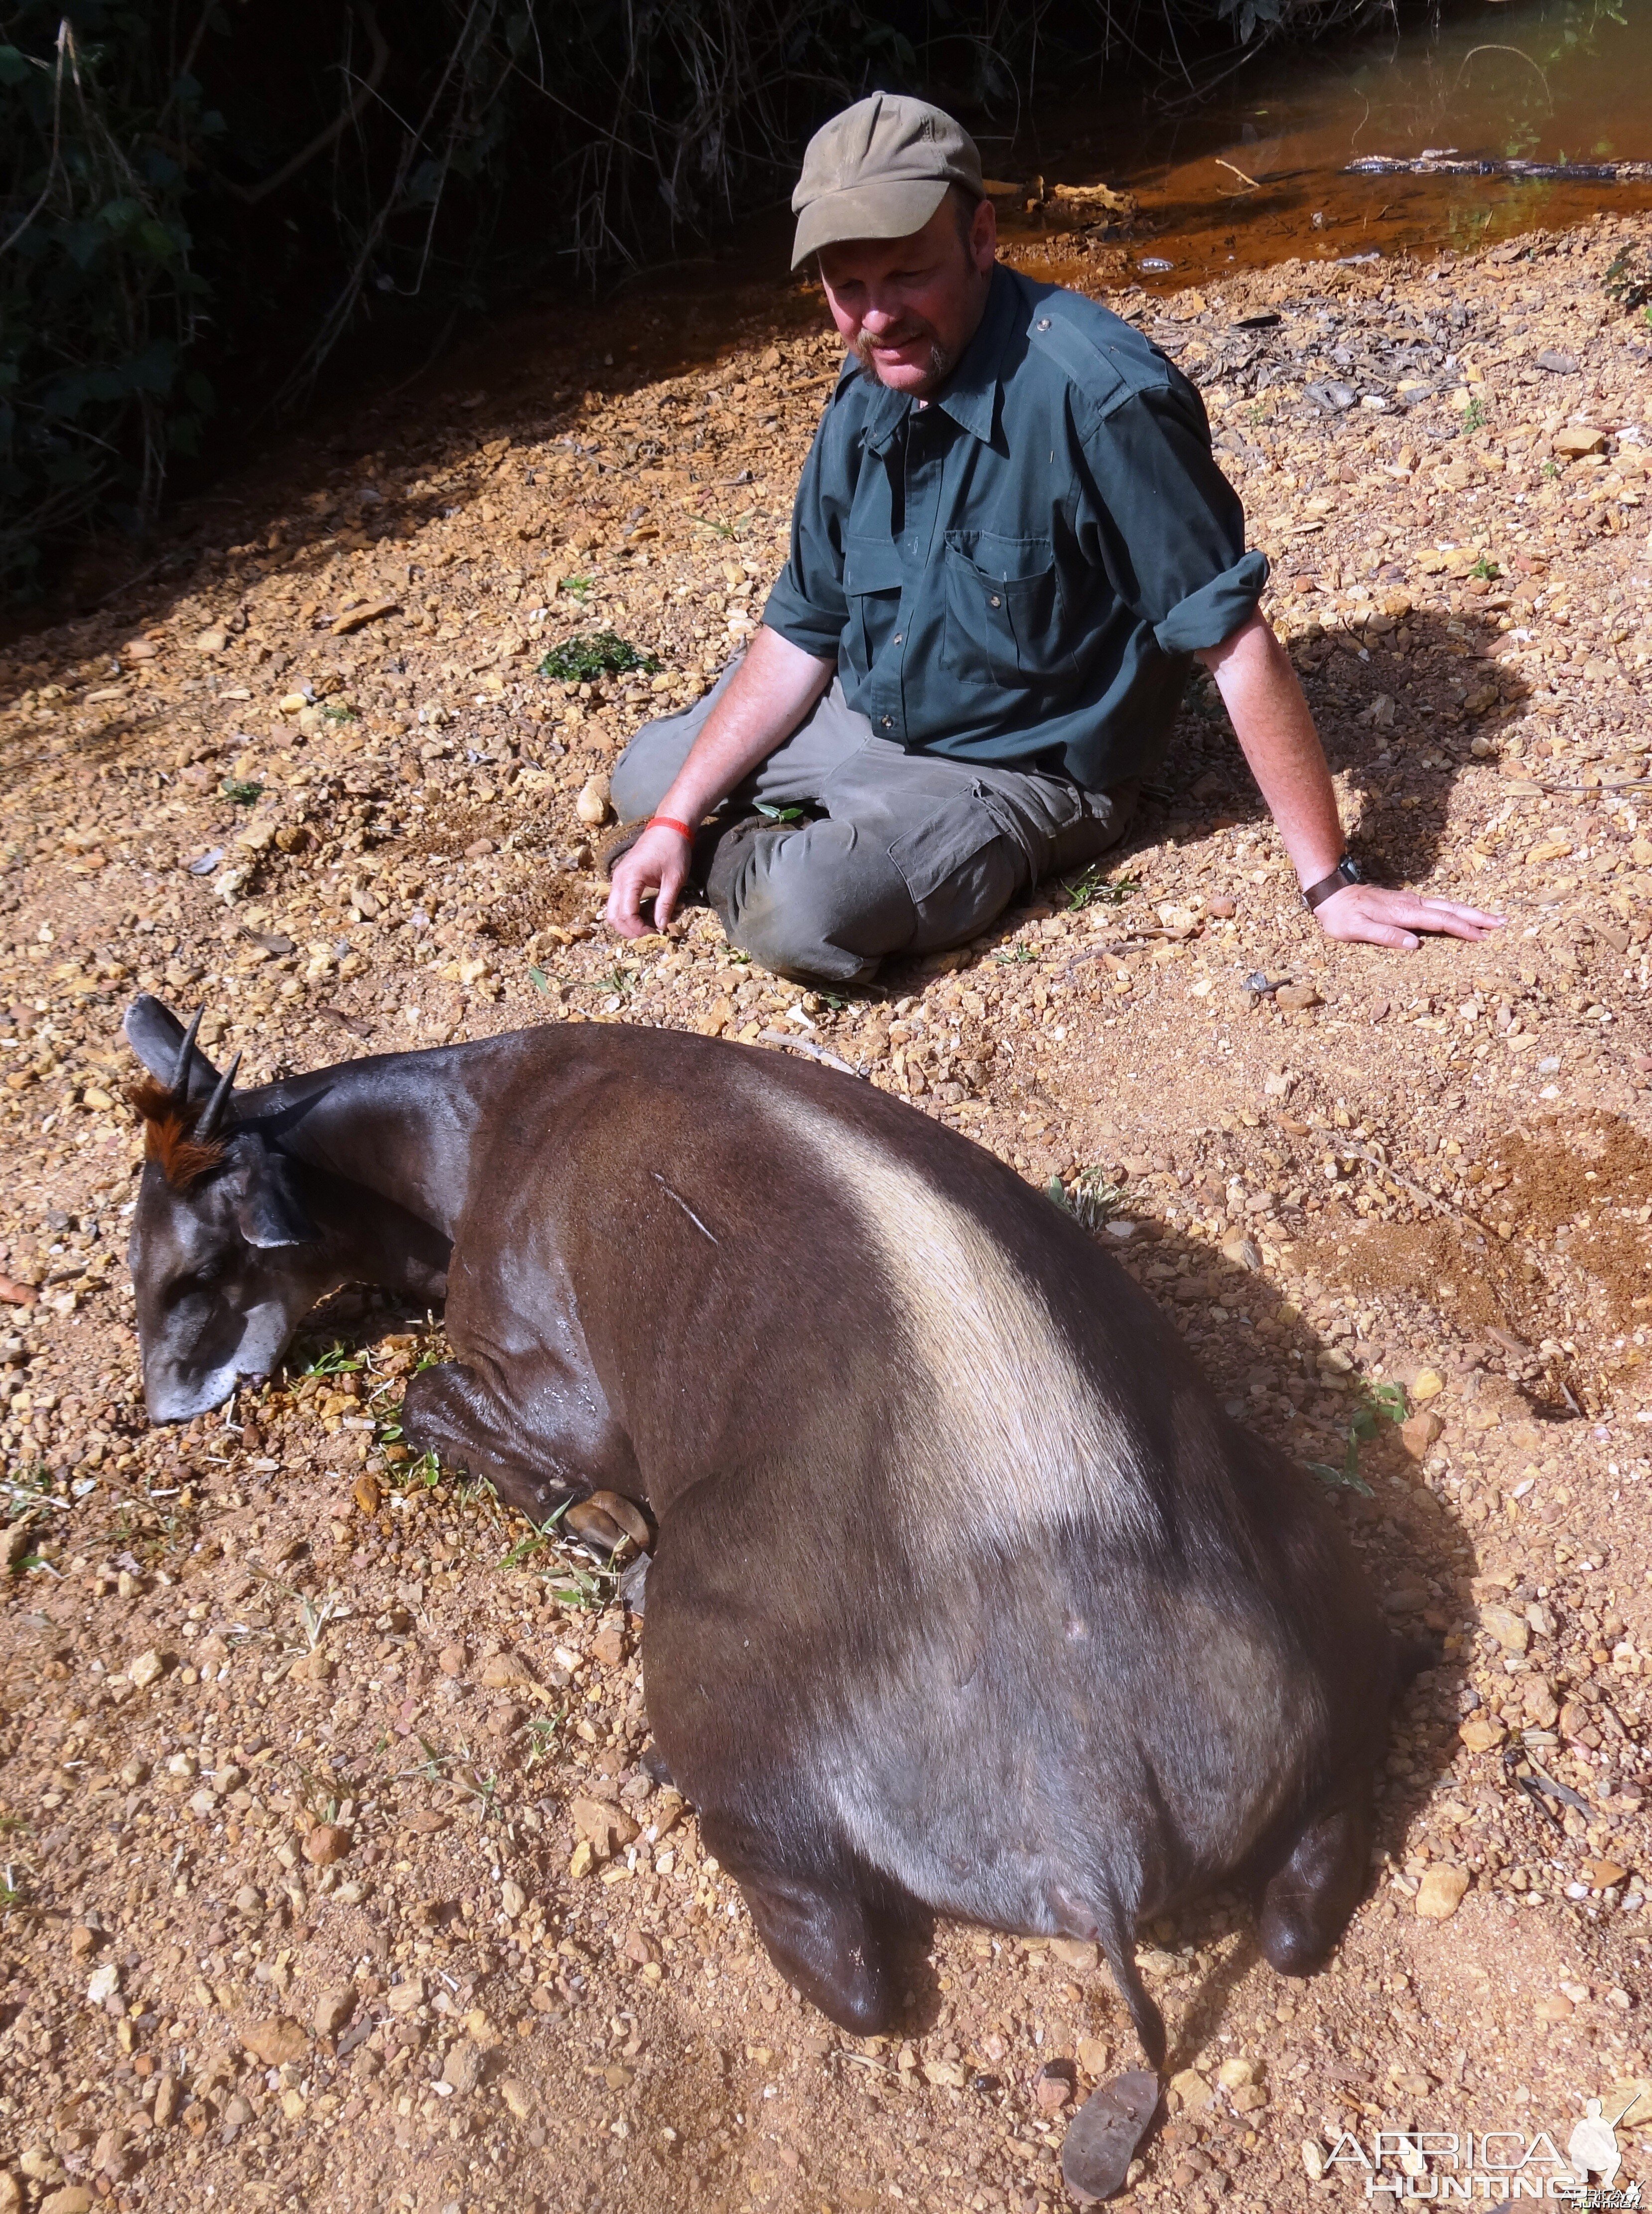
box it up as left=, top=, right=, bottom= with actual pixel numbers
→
left=762, top=262, right=1267, bottom=792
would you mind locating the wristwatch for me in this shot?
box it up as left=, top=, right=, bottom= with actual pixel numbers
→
left=1301, top=853, right=1366, bottom=912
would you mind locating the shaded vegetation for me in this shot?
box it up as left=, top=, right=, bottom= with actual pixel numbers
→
left=1, top=0, right=1394, bottom=590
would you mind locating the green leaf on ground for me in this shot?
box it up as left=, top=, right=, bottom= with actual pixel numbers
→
left=538, top=630, right=659, bottom=682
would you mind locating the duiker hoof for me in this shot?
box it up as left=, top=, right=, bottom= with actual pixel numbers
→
left=564, top=1490, right=650, bottom=1556
left=1060, top=2071, right=1161, bottom=2203
left=565, top=1500, right=627, bottom=1552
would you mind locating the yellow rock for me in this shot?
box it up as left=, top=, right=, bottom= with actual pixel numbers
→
left=1410, top=1368, right=1445, bottom=1402
left=1582, top=1860, right=1629, bottom=1890
left=498, top=2076, right=534, bottom=2122
left=1168, top=2067, right=1216, bottom=2111
left=922, top=2059, right=967, bottom=2087
left=1458, top=1715, right=1506, bottom=1752
left=569, top=1840, right=595, bottom=1881
left=242, top=2017, right=307, bottom=2067
left=576, top=777, right=611, bottom=826
left=1415, top=1866, right=1470, bottom=1920
left=1553, top=424, right=1607, bottom=457
left=1479, top=1605, right=1530, bottom=1653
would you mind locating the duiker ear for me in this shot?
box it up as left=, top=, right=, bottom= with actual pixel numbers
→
left=233, top=1149, right=318, bottom=1250
left=123, top=996, right=221, bottom=1099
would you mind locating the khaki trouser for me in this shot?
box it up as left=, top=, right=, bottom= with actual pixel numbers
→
left=611, top=660, right=1139, bottom=985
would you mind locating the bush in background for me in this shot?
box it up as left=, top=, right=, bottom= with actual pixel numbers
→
left=0, top=0, right=1372, bottom=595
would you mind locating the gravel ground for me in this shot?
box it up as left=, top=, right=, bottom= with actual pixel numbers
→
left=1, top=215, right=1651, bottom=2214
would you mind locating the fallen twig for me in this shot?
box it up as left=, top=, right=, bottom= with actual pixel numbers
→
left=1341, top=1143, right=1482, bottom=1228
left=755, top=1029, right=861, bottom=1077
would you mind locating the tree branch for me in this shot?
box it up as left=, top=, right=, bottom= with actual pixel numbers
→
left=220, top=0, right=390, bottom=205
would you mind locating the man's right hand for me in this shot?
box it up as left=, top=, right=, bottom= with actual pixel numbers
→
left=600, top=625, right=836, bottom=947
left=607, top=821, right=696, bottom=938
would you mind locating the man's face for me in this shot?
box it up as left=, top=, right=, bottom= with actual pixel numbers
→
left=818, top=194, right=997, bottom=399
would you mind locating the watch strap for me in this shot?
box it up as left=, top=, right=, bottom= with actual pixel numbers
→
left=1302, top=854, right=1366, bottom=911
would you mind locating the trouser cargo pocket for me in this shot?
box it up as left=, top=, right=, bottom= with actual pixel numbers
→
left=887, top=797, right=1023, bottom=951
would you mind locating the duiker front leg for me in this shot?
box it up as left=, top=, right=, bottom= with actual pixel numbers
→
left=697, top=1807, right=898, bottom=2036
left=400, top=1359, right=642, bottom=1541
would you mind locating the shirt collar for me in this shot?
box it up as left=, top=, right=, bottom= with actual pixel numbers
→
left=934, top=262, right=1016, bottom=444
left=858, top=262, right=1017, bottom=455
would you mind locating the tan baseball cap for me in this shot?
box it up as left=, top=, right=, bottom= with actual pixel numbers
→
left=791, top=94, right=983, bottom=270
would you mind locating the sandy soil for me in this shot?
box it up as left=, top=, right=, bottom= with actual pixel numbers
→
left=1, top=213, right=1651, bottom=2214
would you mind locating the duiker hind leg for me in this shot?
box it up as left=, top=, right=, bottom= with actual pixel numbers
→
left=641, top=1483, right=898, bottom=2033
left=1256, top=1794, right=1372, bottom=1976
left=697, top=1806, right=898, bottom=2034
left=400, top=1359, right=639, bottom=1528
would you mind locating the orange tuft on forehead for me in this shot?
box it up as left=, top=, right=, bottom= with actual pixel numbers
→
left=129, top=1077, right=226, bottom=1191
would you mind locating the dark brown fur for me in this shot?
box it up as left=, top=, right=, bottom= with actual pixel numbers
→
left=122, top=996, right=1400, bottom=2067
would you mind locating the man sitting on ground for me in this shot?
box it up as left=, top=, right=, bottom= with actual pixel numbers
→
left=604, top=93, right=1502, bottom=985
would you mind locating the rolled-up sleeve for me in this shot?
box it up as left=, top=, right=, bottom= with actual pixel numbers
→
left=1153, top=547, right=1270, bottom=654
left=1078, top=376, right=1269, bottom=655
left=761, top=408, right=850, bottom=660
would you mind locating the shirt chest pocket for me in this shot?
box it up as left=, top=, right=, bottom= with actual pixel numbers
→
left=941, top=531, right=1070, bottom=687
left=842, top=535, right=906, bottom=674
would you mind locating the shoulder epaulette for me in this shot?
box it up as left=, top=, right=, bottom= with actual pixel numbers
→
left=1025, top=294, right=1167, bottom=415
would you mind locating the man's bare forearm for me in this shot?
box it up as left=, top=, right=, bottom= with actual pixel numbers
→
left=1196, top=610, right=1343, bottom=887
left=653, top=625, right=835, bottom=824
left=1197, top=606, right=1504, bottom=951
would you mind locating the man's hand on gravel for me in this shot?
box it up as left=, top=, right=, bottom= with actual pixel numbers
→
left=1312, top=882, right=1506, bottom=952
left=607, top=824, right=693, bottom=938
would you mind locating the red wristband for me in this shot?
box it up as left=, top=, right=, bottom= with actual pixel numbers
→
left=647, top=816, right=693, bottom=841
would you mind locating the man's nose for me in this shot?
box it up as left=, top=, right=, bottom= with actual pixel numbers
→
left=859, top=296, right=913, bottom=335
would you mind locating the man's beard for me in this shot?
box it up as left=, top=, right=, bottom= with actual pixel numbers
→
left=852, top=327, right=957, bottom=392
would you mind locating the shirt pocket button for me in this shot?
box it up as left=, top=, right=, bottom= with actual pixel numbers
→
left=989, top=593, right=1002, bottom=608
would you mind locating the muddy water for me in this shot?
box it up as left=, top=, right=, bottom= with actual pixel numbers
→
left=993, top=0, right=1652, bottom=289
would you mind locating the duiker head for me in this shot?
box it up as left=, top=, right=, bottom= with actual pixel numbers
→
left=124, top=996, right=329, bottom=1422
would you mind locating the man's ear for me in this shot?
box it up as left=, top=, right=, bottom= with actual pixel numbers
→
left=232, top=1147, right=318, bottom=1249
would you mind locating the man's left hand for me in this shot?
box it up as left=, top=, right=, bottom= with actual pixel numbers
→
left=1312, top=881, right=1506, bottom=952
